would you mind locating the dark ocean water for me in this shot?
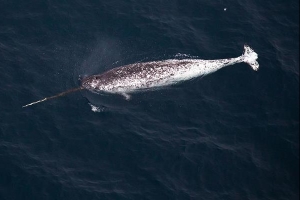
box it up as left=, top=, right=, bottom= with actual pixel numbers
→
left=0, top=0, right=299, bottom=199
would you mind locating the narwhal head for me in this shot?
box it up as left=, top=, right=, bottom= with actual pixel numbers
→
left=81, top=75, right=103, bottom=91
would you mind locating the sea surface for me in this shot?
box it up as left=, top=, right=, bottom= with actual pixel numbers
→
left=0, top=0, right=299, bottom=199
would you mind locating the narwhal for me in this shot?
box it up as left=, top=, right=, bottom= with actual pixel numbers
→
left=22, top=45, right=259, bottom=107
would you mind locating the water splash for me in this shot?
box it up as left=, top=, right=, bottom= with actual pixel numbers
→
left=174, top=53, right=199, bottom=59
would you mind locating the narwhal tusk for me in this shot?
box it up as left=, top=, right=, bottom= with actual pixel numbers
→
left=22, top=98, right=48, bottom=108
left=22, top=87, right=84, bottom=108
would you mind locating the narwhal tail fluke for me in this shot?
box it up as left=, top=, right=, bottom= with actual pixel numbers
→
left=22, top=87, right=84, bottom=108
left=242, top=45, right=259, bottom=71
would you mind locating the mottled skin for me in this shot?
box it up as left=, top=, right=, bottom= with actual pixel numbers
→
left=81, top=45, right=258, bottom=99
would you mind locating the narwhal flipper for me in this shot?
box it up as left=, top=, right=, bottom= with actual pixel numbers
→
left=121, top=93, right=131, bottom=100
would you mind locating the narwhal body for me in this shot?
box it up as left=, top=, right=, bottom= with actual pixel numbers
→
left=23, top=45, right=259, bottom=107
left=81, top=45, right=258, bottom=99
